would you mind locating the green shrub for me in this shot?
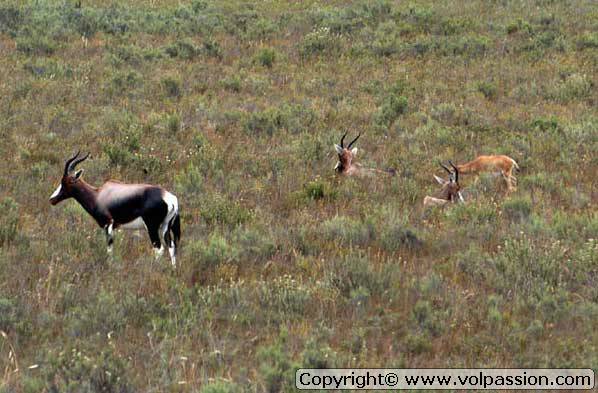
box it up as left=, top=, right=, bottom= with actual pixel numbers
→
left=437, top=17, right=474, bottom=36
left=164, top=38, right=200, bottom=60
left=321, top=216, right=374, bottom=247
left=16, top=31, right=58, bottom=55
left=190, top=233, right=239, bottom=269
left=220, top=76, right=242, bottom=92
left=258, top=330, right=298, bottom=393
left=107, top=70, right=143, bottom=96
left=108, top=44, right=163, bottom=66
left=161, top=76, right=182, bottom=98
left=379, top=219, right=422, bottom=252
left=301, top=335, right=337, bottom=368
left=375, top=93, right=408, bottom=128
left=247, top=17, right=278, bottom=40
left=550, top=73, right=593, bottom=102
left=502, top=197, right=532, bottom=221
left=531, top=116, right=560, bottom=133
left=404, top=332, right=432, bottom=354
left=0, top=197, right=19, bottom=247
left=244, top=104, right=317, bottom=136
left=256, top=47, right=276, bottom=68
left=201, top=195, right=253, bottom=228
left=370, top=21, right=401, bottom=56
left=412, top=300, right=444, bottom=337
left=24, top=58, right=73, bottom=79
left=576, top=32, right=598, bottom=50
left=0, top=297, right=30, bottom=338
left=200, top=381, right=241, bottom=393
left=302, top=179, right=336, bottom=202
left=43, top=346, right=133, bottom=393
left=477, top=81, right=497, bottom=100
left=300, top=27, right=340, bottom=58
left=166, top=113, right=181, bottom=134
left=203, top=39, right=223, bottom=59
left=257, top=275, right=313, bottom=319
left=327, top=254, right=400, bottom=298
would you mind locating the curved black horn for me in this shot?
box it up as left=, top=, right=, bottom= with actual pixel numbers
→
left=438, top=161, right=452, bottom=175
left=67, top=152, right=90, bottom=174
left=340, top=131, right=348, bottom=148
left=64, top=151, right=80, bottom=176
left=347, top=133, right=361, bottom=149
left=449, top=160, right=458, bottom=183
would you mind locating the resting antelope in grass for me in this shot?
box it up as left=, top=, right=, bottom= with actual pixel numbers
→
left=454, top=155, right=520, bottom=192
left=334, top=132, right=396, bottom=177
left=49, top=152, right=180, bottom=266
left=423, top=161, right=464, bottom=207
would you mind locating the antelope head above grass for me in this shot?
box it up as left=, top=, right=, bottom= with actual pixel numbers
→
left=334, top=132, right=396, bottom=177
left=49, top=152, right=181, bottom=266
left=423, top=161, right=464, bottom=207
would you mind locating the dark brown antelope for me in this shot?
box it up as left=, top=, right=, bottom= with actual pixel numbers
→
left=423, top=161, right=464, bottom=207
left=334, top=132, right=396, bottom=177
left=49, top=152, right=180, bottom=266
left=454, top=155, right=520, bottom=192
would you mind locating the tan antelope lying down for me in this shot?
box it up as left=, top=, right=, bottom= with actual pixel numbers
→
left=454, top=155, right=520, bottom=192
left=334, top=132, right=396, bottom=177
left=423, top=161, right=464, bottom=207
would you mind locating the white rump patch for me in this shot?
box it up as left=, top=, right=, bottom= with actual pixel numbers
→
left=120, top=217, right=147, bottom=230
left=50, top=184, right=62, bottom=199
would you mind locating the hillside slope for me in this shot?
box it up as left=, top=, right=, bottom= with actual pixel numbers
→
left=0, top=0, right=596, bottom=391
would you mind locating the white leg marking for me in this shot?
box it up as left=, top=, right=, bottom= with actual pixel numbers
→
left=168, top=241, right=176, bottom=267
left=50, top=184, right=62, bottom=199
left=155, top=246, right=164, bottom=260
left=105, top=223, right=114, bottom=255
left=161, top=191, right=179, bottom=267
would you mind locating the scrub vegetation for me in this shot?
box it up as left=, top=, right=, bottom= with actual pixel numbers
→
left=0, top=0, right=596, bottom=391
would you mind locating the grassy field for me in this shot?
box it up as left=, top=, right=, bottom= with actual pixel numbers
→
left=0, top=0, right=596, bottom=391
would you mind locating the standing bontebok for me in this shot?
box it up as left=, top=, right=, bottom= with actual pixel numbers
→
left=423, top=161, right=464, bottom=207
left=454, top=155, right=519, bottom=192
left=334, top=132, right=396, bottom=177
left=49, top=152, right=181, bottom=266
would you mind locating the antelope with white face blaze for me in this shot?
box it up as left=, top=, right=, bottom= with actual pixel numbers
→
left=49, top=152, right=181, bottom=266
left=423, top=161, right=463, bottom=207
left=334, top=132, right=396, bottom=177
left=454, top=155, right=520, bottom=192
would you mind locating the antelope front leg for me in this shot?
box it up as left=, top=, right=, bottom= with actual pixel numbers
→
left=105, top=222, right=114, bottom=255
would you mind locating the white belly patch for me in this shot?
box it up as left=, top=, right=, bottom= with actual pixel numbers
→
left=119, top=217, right=147, bottom=230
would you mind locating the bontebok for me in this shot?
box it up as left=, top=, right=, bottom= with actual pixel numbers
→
left=49, top=152, right=181, bottom=266
left=423, top=161, right=464, bottom=207
left=334, top=132, right=396, bottom=177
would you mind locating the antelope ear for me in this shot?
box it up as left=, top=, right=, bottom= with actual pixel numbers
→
left=433, top=174, right=446, bottom=185
left=351, top=147, right=358, bottom=155
left=334, top=144, right=343, bottom=154
left=73, top=169, right=84, bottom=180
